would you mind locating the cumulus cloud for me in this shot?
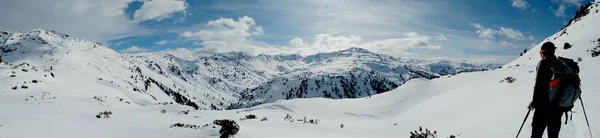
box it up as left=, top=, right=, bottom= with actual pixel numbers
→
left=156, top=40, right=167, bottom=45
left=313, top=34, right=361, bottom=48
left=500, top=41, right=515, bottom=48
left=178, top=15, right=445, bottom=58
left=511, top=0, right=530, bottom=10
left=285, top=32, right=442, bottom=57
left=473, top=23, right=499, bottom=39
left=472, top=23, right=528, bottom=41
left=404, top=32, right=421, bottom=37
left=551, top=5, right=567, bottom=17
left=0, top=0, right=141, bottom=41
left=550, top=0, right=583, bottom=18
left=160, top=47, right=200, bottom=60
left=133, top=0, right=188, bottom=23
left=367, top=35, right=442, bottom=50
left=499, top=27, right=527, bottom=41
left=120, top=45, right=149, bottom=53
left=178, top=16, right=272, bottom=56
left=181, top=16, right=263, bottom=42
left=0, top=0, right=188, bottom=41
left=289, top=37, right=306, bottom=47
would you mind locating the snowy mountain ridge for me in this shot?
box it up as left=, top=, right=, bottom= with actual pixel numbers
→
left=1, top=30, right=498, bottom=110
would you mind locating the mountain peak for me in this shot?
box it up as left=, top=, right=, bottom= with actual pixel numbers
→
left=206, top=51, right=254, bottom=61
left=340, top=47, right=371, bottom=53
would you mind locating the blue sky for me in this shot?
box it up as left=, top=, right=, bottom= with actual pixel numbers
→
left=0, top=0, right=594, bottom=63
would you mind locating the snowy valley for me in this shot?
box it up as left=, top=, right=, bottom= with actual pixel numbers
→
left=0, top=30, right=497, bottom=110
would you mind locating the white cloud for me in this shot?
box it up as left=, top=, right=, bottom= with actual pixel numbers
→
left=247, top=0, right=450, bottom=42
left=0, top=0, right=189, bottom=41
left=0, top=0, right=144, bottom=41
left=192, top=41, right=202, bottom=46
left=473, top=23, right=499, bottom=39
left=178, top=15, right=445, bottom=59
left=512, top=0, right=529, bottom=10
left=472, top=23, right=528, bottom=41
left=501, top=41, right=512, bottom=47
left=120, top=45, right=149, bottom=53
left=201, top=1, right=520, bottom=63
left=550, top=0, right=583, bottom=18
left=500, top=41, right=523, bottom=49
left=111, top=40, right=128, bottom=48
left=404, top=32, right=420, bottom=37
left=156, top=40, right=167, bottom=45
left=133, top=0, right=188, bottom=23
left=437, top=34, right=448, bottom=41
left=160, top=47, right=201, bottom=60
left=181, top=16, right=263, bottom=42
left=285, top=32, right=442, bottom=57
left=313, top=34, right=361, bottom=48
left=551, top=5, right=567, bottom=17
left=279, top=33, right=438, bottom=57
left=289, top=37, right=306, bottom=47
left=499, top=27, right=527, bottom=41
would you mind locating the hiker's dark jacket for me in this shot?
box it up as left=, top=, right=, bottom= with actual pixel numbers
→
left=532, top=56, right=574, bottom=109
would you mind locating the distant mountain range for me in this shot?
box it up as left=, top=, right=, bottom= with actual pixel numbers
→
left=0, top=29, right=500, bottom=110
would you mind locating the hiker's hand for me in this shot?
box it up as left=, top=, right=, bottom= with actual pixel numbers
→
left=527, top=101, right=534, bottom=110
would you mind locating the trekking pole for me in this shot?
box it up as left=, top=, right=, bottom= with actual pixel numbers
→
left=516, top=109, right=532, bottom=138
left=580, top=97, right=594, bottom=138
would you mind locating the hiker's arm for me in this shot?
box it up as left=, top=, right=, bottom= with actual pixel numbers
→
left=532, top=61, right=552, bottom=108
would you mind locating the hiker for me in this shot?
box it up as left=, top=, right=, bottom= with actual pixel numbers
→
left=527, top=42, right=575, bottom=138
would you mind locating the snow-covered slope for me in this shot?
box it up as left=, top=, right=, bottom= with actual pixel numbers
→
left=126, top=47, right=498, bottom=109
left=225, top=2, right=600, bottom=137
left=1, top=30, right=498, bottom=110
left=5, top=1, right=599, bottom=137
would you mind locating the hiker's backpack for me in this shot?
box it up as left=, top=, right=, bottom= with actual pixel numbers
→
left=548, top=57, right=581, bottom=124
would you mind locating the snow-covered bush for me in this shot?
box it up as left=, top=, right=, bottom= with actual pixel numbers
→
left=245, top=114, right=256, bottom=119
left=170, top=123, right=201, bottom=129
left=409, top=127, right=456, bottom=138
left=96, top=111, right=112, bottom=119
left=93, top=96, right=105, bottom=102
left=179, top=110, right=190, bottom=115
left=160, top=109, right=166, bottom=114
left=239, top=114, right=257, bottom=121
left=298, top=116, right=319, bottom=125
left=284, top=114, right=293, bottom=122
left=501, top=77, right=516, bottom=83
left=593, top=40, right=600, bottom=57
left=261, top=117, right=267, bottom=121
left=213, top=119, right=239, bottom=138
